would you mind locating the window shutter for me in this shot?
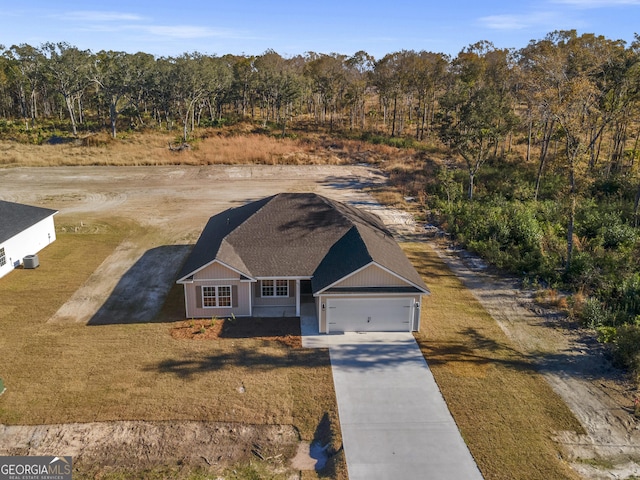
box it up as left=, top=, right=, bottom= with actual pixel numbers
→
left=232, top=285, right=238, bottom=307
left=289, top=280, right=294, bottom=298
left=196, top=286, right=202, bottom=309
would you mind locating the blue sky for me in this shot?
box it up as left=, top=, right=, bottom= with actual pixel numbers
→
left=1, top=0, right=639, bottom=59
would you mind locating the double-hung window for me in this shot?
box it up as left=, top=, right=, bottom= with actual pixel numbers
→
left=0, top=248, right=5, bottom=267
left=202, top=285, right=232, bottom=308
left=261, top=279, right=288, bottom=297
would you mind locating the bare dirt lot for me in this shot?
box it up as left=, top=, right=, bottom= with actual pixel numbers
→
left=1, top=164, right=639, bottom=479
left=2, top=165, right=386, bottom=326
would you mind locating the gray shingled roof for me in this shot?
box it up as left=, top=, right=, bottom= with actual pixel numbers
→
left=177, top=193, right=429, bottom=294
left=0, top=200, right=58, bottom=244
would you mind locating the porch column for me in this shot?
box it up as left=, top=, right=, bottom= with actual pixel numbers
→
left=295, top=279, right=301, bottom=316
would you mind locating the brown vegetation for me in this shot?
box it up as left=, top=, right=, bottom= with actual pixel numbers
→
left=170, top=316, right=303, bottom=349
left=0, top=129, right=409, bottom=168
left=0, top=223, right=344, bottom=478
left=405, top=242, right=583, bottom=480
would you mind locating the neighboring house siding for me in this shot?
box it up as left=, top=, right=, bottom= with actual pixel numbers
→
left=333, top=264, right=409, bottom=288
left=252, top=280, right=296, bottom=306
left=0, top=216, right=56, bottom=279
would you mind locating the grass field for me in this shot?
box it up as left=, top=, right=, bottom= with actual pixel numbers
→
left=404, top=242, right=584, bottom=480
left=0, top=129, right=402, bottom=168
left=0, top=166, right=589, bottom=479
left=0, top=222, right=345, bottom=479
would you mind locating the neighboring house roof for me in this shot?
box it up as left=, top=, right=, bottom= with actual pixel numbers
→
left=0, top=200, right=58, bottom=244
left=177, top=193, right=429, bottom=294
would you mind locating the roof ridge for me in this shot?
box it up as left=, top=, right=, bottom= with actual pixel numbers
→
left=319, top=195, right=392, bottom=238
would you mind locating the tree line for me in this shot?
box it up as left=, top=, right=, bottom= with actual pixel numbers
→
left=2, top=31, right=640, bottom=378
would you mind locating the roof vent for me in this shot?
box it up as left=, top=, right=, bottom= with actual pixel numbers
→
left=23, top=254, right=39, bottom=269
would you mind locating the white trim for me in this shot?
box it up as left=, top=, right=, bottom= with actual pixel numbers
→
left=260, top=279, right=289, bottom=298
left=315, top=261, right=429, bottom=295
left=415, top=296, right=422, bottom=331
left=193, top=277, right=241, bottom=282
left=318, top=292, right=421, bottom=298
left=177, top=259, right=254, bottom=284
left=255, top=276, right=311, bottom=280
left=183, top=284, right=190, bottom=318
left=202, top=285, right=232, bottom=309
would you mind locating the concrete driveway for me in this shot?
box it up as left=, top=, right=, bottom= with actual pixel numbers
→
left=302, top=312, right=484, bottom=479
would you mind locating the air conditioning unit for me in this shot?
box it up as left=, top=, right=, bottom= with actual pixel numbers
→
left=23, top=254, right=39, bottom=269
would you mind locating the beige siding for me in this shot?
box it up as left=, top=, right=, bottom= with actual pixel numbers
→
left=185, top=280, right=251, bottom=318
left=253, top=280, right=296, bottom=306
left=194, top=262, right=241, bottom=280
left=333, top=264, right=410, bottom=288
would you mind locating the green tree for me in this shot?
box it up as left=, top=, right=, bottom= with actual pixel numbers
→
left=519, top=31, right=630, bottom=271
left=439, top=42, right=518, bottom=200
left=41, top=42, right=91, bottom=136
left=304, top=52, right=348, bottom=131
left=4, top=44, right=45, bottom=125
left=91, top=50, right=138, bottom=138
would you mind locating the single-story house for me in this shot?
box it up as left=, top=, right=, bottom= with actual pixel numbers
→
left=0, top=200, right=58, bottom=279
left=176, top=193, right=429, bottom=333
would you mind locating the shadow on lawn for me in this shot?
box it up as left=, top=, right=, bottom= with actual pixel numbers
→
left=146, top=345, right=330, bottom=379
left=417, top=326, right=626, bottom=383
left=88, top=245, right=191, bottom=326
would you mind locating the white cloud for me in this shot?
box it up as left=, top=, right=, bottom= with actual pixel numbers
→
left=478, top=12, right=559, bottom=30
left=50, top=9, right=241, bottom=42
left=58, top=11, right=146, bottom=22
left=479, top=15, right=530, bottom=30
left=144, top=25, right=229, bottom=39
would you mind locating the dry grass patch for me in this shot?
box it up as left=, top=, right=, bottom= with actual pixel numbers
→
left=194, top=133, right=318, bottom=165
left=0, top=127, right=418, bottom=169
left=0, top=132, right=332, bottom=167
left=0, top=219, right=344, bottom=478
left=403, top=242, right=583, bottom=480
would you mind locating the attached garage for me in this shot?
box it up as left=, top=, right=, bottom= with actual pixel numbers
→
left=177, top=193, right=430, bottom=333
left=325, top=296, right=418, bottom=333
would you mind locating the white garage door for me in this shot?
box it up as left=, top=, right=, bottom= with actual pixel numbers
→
left=326, top=297, right=414, bottom=333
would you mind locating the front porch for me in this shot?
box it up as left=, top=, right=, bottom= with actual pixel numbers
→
left=252, top=293, right=315, bottom=318
left=250, top=279, right=313, bottom=317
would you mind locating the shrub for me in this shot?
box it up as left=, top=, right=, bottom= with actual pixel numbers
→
left=612, top=325, right=640, bottom=380
left=596, top=326, right=617, bottom=343
left=581, top=297, right=612, bottom=328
